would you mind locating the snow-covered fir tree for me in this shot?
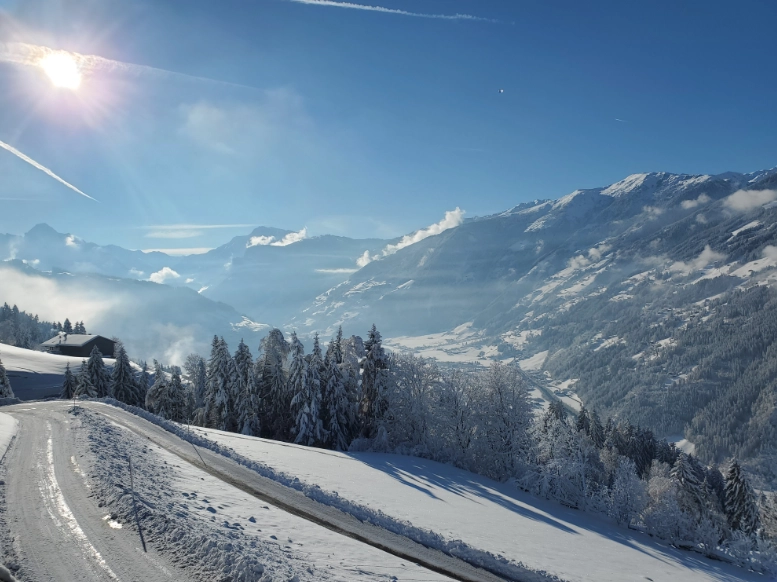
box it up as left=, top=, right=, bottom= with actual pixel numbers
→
left=74, top=360, right=96, bottom=398
left=671, top=452, right=704, bottom=513
left=724, top=459, right=760, bottom=535
left=233, top=340, right=261, bottom=436
left=184, top=353, right=207, bottom=410
left=138, top=362, right=150, bottom=408
left=256, top=329, right=290, bottom=439
left=111, top=343, right=139, bottom=406
left=60, top=362, right=76, bottom=400
left=86, top=346, right=111, bottom=398
left=166, top=369, right=187, bottom=423
left=63, top=318, right=73, bottom=333
left=322, top=332, right=351, bottom=451
left=289, top=332, right=321, bottom=445
left=360, top=324, right=389, bottom=437
left=203, top=337, right=238, bottom=431
left=0, top=357, right=13, bottom=399
left=145, top=361, right=169, bottom=417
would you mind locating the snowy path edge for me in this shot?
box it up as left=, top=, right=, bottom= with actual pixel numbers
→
left=95, top=398, right=562, bottom=582
left=0, top=413, right=18, bottom=465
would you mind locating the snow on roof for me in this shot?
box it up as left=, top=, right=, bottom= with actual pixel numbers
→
left=40, top=333, right=108, bottom=348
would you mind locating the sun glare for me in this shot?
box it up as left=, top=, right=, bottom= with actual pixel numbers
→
left=40, top=52, right=82, bottom=90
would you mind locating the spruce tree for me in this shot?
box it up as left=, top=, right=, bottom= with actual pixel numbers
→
left=74, top=360, right=97, bottom=398
left=671, top=452, right=704, bottom=512
left=257, top=329, right=290, bottom=438
left=86, top=346, right=111, bottom=398
left=724, top=459, right=760, bottom=535
left=323, top=345, right=350, bottom=450
left=166, top=369, right=186, bottom=423
left=0, top=357, right=14, bottom=399
left=138, top=362, right=150, bottom=408
left=145, top=361, right=170, bottom=418
left=234, top=340, right=261, bottom=436
left=288, top=332, right=313, bottom=444
left=63, top=318, right=73, bottom=333
left=360, top=324, right=389, bottom=437
left=589, top=409, right=605, bottom=448
left=60, top=362, right=76, bottom=400
left=204, top=337, right=237, bottom=431
left=111, top=344, right=139, bottom=406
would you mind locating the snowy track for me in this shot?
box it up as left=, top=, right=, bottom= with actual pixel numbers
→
left=0, top=402, right=512, bottom=582
left=1, top=404, right=189, bottom=581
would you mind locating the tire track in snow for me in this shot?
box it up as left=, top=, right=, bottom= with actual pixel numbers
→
left=37, top=422, right=119, bottom=581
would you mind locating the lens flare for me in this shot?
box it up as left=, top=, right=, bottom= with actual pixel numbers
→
left=39, top=52, right=82, bottom=89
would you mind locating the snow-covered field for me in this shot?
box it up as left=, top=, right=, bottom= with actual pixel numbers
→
left=193, top=427, right=761, bottom=582
left=0, top=343, right=110, bottom=400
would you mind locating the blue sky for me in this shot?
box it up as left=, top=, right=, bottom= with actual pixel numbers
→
left=0, top=0, right=776, bottom=252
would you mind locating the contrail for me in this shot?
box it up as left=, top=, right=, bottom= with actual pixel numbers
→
left=0, top=42, right=255, bottom=89
left=285, top=0, right=498, bottom=22
left=0, top=138, right=97, bottom=201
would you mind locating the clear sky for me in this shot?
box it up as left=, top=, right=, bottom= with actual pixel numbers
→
left=0, top=0, right=776, bottom=252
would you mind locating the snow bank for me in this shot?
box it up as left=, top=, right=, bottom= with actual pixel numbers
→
left=98, top=399, right=557, bottom=582
left=0, top=413, right=17, bottom=463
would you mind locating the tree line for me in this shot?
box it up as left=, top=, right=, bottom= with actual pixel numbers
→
left=49, top=323, right=777, bottom=574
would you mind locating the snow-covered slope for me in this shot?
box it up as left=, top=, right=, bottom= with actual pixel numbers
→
left=193, top=427, right=761, bottom=582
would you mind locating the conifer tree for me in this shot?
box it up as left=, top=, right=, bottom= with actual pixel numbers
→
left=288, top=332, right=316, bottom=444
left=724, top=459, right=760, bottom=535
left=166, top=369, right=186, bottom=423
left=145, top=361, right=170, bottom=418
left=74, top=360, right=96, bottom=398
left=360, top=324, right=389, bottom=437
left=323, top=344, right=350, bottom=450
left=234, top=340, right=261, bottom=436
left=86, top=346, right=111, bottom=398
left=671, top=452, right=704, bottom=512
left=589, top=409, right=605, bottom=448
left=111, top=343, right=139, bottom=406
left=60, top=362, right=76, bottom=400
left=204, top=337, right=237, bottom=431
left=0, top=357, right=13, bottom=399
left=257, top=329, right=290, bottom=438
left=63, top=318, right=73, bottom=333
left=138, top=362, right=150, bottom=408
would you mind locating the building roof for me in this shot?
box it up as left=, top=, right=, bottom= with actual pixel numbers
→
left=40, top=333, right=113, bottom=348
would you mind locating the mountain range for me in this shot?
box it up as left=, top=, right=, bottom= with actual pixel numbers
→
left=3, top=165, right=777, bottom=476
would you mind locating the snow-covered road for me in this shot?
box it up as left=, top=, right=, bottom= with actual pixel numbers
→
left=0, top=402, right=510, bottom=582
left=1, top=403, right=190, bottom=581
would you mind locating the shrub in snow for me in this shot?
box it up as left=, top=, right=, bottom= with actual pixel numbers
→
left=0, top=358, right=13, bottom=399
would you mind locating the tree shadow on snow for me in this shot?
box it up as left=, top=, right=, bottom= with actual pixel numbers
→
left=348, top=453, right=578, bottom=534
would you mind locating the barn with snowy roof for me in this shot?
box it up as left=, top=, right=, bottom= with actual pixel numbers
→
left=40, top=333, right=116, bottom=358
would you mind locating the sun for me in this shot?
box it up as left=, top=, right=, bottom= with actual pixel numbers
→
left=39, top=52, right=82, bottom=90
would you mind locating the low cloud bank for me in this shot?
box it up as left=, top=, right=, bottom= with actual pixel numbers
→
left=724, top=189, right=777, bottom=212
left=149, top=267, right=181, bottom=284
left=247, top=228, right=308, bottom=248
left=357, top=208, right=464, bottom=267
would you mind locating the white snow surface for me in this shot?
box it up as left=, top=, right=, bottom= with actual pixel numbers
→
left=0, top=412, right=17, bottom=461
left=193, top=428, right=759, bottom=582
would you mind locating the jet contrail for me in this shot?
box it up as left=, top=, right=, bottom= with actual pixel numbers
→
left=0, top=138, right=97, bottom=201
left=285, top=0, right=498, bottom=22
left=0, top=42, right=255, bottom=90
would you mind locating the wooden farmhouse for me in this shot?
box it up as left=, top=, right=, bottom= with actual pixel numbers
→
left=40, top=333, right=116, bottom=358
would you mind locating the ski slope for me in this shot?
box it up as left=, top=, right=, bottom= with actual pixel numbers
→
left=195, top=427, right=762, bottom=582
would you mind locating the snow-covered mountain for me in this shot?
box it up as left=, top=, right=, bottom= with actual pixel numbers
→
left=297, top=167, right=777, bottom=472
left=0, top=223, right=388, bottom=326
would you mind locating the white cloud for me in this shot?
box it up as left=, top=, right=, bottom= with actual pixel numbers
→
left=356, top=208, right=465, bottom=267
left=148, top=267, right=181, bottom=284
left=247, top=228, right=308, bottom=248
left=273, top=228, right=308, bottom=247
left=142, top=248, right=212, bottom=256
left=315, top=268, right=358, bottom=274
left=129, top=268, right=145, bottom=278
left=145, top=229, right=204, bottom=239
left=247, top=235, right=276, bottom=247
left=724, top=189, right=777, bottom=212
left=185, top=277, right=195, bottom=284
left=643, top=206, right=664, bottom=219
left=65, top=234, right=78, bottom=247
left=198, top=286, right=209, bottom=294
left=284, top=0, right=496, bottom=22
left=762, top=245, right=777, bottom=261
left=567, top=243, right=611, bottom=270
left=681, top=194, right=711, bottom=210
left=356, top=250, right=373, bottom=268
left=669, top=245, right=725, bottom=275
